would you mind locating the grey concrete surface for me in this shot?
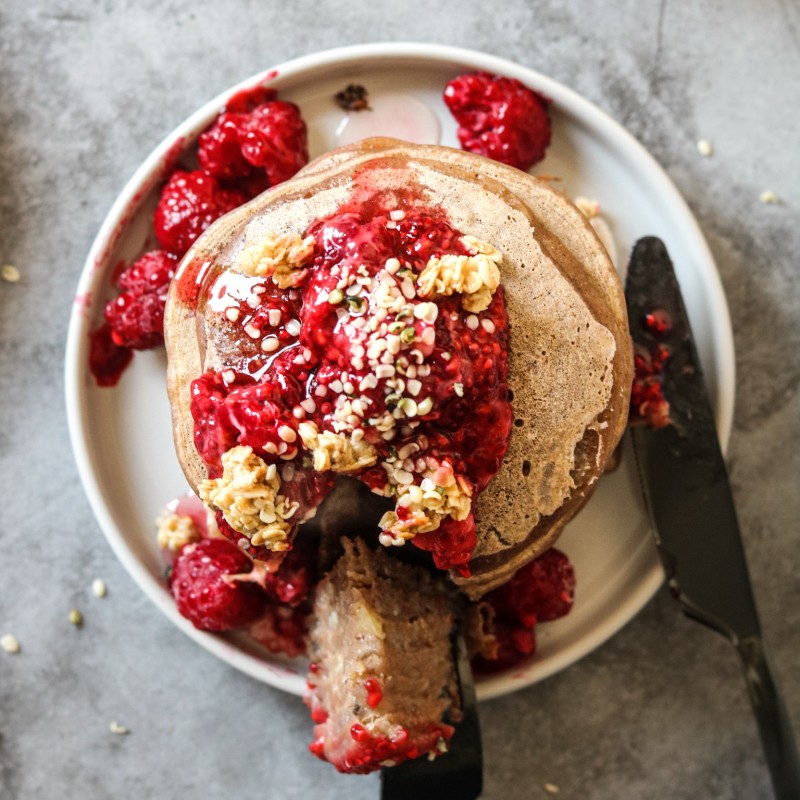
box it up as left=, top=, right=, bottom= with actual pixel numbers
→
left=1, top=1, right=798, bottom=798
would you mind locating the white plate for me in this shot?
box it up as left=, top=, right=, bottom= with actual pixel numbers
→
left=65, top=43, right=735, bottom=701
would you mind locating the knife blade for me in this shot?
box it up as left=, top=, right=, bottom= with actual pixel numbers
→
left=626, top=236, right=800, bottom=799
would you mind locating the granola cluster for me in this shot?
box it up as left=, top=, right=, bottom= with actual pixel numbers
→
left=416, top=236, right=502, bottom=312
left=199, top=446, right=299, bottom=550
left=235, top=232, right=315, bottom=288
left=298, top=421, right=378, bottom=472
left=156, top=511, right=202, bottom=553
left=378, top=461, right=473, bottom=545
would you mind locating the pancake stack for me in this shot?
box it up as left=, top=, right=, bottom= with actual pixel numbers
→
left=165, top=137, right=632, bottom=598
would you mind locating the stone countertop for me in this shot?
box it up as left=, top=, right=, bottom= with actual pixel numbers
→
left=1, top=1, right=798, bottom=798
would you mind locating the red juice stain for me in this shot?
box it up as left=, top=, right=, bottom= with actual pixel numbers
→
left=173, top=258, right=214, bottom=309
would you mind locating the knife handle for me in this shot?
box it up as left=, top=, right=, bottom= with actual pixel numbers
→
left=736, top=635, right=800, bottom=799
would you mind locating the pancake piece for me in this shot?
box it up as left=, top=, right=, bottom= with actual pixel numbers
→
left=306, top=538, right=458, bottom=773
left=165, top=138, right=631, bottom=597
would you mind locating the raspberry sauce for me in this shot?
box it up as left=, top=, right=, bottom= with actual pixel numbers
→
left=472, top=548, right=576, bottom=674
left=308, top=720, right=453, bottom=775
left=629, top=305, right=673, bottom=428
left=188, top=196, right=512, bottom=573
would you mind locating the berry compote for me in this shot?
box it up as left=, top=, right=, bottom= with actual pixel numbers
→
left=185, top=191, right=513, bottom=574
left=629, top=306, right=673, bottom=429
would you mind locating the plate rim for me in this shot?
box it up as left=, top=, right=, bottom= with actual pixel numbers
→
left=65, top=42, right=735, bottom=701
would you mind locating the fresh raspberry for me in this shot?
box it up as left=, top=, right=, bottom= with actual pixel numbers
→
left=261, top=539, right=317, bottom=606
left=103, top=250, right=176, bottom=349
left=197, top=116, right=253, bottom=181
left=153, top=170, right=248, bottom=257
left=444, top=72, right=552, bottom=171
left=197, top=87, right=278, bottom=181
left=169, top=539, right=267, bottom=631
left=489, top=548, right=575, bottom=625
left=198, top=88, right=308, bottom=188
left=472, top=549, right=574, bottom=674
left=88, top=323, right=134, bottom=387
left=117, top=249, right=176, bottom=295
left=104, top=292, right=166, bottom=349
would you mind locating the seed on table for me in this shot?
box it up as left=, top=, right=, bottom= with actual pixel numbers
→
left=1, top=264, right=20, bottom=283
left=92, top=579, right=107, bottom=598
left=69, top=608, right=83, bottom=627
left=696, top=139, right=713, bottom=157
left=1, top=634, right=21, bottom=653
left=109, top=721, right=129, bottom=735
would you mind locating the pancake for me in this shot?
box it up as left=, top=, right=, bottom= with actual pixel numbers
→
left=164, top=138, right=632, bottom=598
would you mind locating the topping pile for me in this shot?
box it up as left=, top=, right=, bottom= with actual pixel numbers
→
left=189, top=203, right=512, bottom=575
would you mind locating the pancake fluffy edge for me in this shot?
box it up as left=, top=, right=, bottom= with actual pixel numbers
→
left=164, top=138, right=632, bottom=598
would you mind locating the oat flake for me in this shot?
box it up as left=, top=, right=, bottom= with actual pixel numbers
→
left=109, top=721, right=129, bottom=735
left=1, top=265, right=20, bottom=283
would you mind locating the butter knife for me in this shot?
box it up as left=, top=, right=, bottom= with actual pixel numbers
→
left=626, top=236, right=800, bottom=798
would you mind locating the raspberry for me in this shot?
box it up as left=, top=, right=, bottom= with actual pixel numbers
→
left=103, top=250, right=176, bottom=350
left=489, top=548, right=575, bottom=625
left=88, top=323, right=134, bottom=387
left=394, top=212, right=471, bottom=261
left=104, top=292, right=165, bottom=350
left=117, top=249, right=175, bottom=295
left=197, top=116, right=253, bottom=181
left=154, top=170, right=248, bottom=257
left=472, top=549, right=574, bottom=674
left=444, top=72, right=552, bottom=171
left=198, top=88, right=308, bottom=188
left=189, top=370, right=303, bottom=474
left=248, top=603, right=308, bottom=659
left=225, top=85, right=279, bottom=113
left=169, top=539, right=267, bottom=631
left=262, top=540, right=316, bottom=606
